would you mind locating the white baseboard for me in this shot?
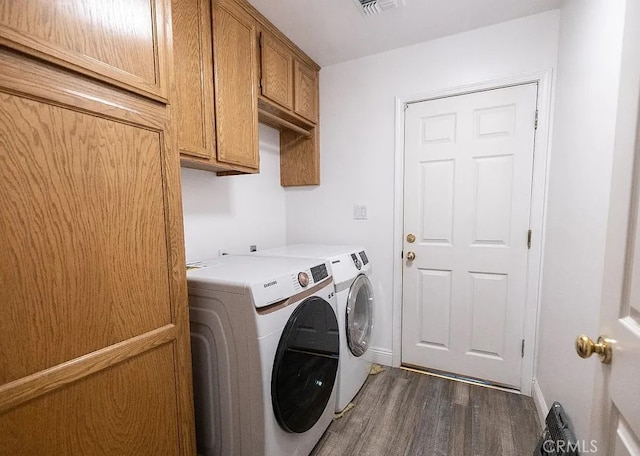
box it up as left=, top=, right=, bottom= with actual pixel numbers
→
left=532, top=378, right=548, bottom=427
left=369, top=346, right=393, bottom=366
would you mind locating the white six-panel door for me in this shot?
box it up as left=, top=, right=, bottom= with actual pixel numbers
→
left=600, top=154, right=640, bottom=455
left=591, top=69, right=640, bottom=456
left=401, top=83, right=538, bottom=388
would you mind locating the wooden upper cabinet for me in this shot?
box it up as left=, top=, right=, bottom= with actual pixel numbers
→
left=280, top=128, right=320, bottom=186
left=260, top=31, right=294, bottom=110
left=172, top=0, right=257, bottom=173
left=294, top=60, right=319, bottom=123
left=257, top=28, right=319, bottom=127
left=172, top=0, right=216, bottom=161
left=171, top=0, right=320, bottom=183
left=212, top=0, right=259, bottom=170
left=0, top=0, right=169, bottom=101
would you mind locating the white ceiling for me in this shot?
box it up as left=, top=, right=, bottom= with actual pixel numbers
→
left=247, top=0, right=561, bottom=67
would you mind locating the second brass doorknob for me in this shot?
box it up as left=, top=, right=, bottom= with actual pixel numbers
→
left=575, top=334, right=612, bottom=364
left=406, top=251, right=416, bottom=261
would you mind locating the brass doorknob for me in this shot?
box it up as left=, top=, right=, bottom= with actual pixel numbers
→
left=575, top=335, right=612, bottom=364
left=406, top=251, right=416, bottom=261
left=406, top=233, right=416, bottom=243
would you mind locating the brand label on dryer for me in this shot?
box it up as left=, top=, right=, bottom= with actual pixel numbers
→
left=263, top=280, right=277, bottom=288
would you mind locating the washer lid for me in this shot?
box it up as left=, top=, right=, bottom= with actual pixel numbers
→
left=346, top=274, right=374, bottom=357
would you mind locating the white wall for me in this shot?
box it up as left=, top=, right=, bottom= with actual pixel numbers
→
left=285, top=11, right=561, bottom=361
left=535, top=0, right=628, bottom=442
left=181, top=125, right=286, bottom=262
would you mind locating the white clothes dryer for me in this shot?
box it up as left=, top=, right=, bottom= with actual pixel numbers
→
left=254, top=245, right=375, bottom=412
left=187, top=255, right=339, bottom=456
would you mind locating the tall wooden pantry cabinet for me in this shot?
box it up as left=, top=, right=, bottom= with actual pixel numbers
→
left=0, top=1, right=196, bottom=454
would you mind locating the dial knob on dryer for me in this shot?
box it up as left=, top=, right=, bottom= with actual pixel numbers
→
left=298, top=272, right=310, bottom=288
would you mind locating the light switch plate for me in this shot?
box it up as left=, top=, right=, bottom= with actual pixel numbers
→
left=353, top=205, right=368, bottom=220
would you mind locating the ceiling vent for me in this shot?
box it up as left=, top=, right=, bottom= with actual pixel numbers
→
left=353, top=0, right=405, bottom=16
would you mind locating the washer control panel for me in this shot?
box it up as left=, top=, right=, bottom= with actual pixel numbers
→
left=297, top=272, right=310, bottom=288
left=288, top=263, right=329, bottom=292
left=245, top=259, right=333, bottom=308
left=310, top=263, right=328, bottom=282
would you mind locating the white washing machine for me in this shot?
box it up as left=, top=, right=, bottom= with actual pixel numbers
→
left=254, top=245, right=375, bottom=412
left=187, top=255, right=339, bottom=456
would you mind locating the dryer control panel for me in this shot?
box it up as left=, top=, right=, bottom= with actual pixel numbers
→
left=350, top=253, right=362, bottom=270
left=358, top=250, right=369, bottom=265
left=329, top=251, right=371, bottom=287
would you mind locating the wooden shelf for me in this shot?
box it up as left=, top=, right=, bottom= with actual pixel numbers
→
left=259, top=109, right=311, bottom=137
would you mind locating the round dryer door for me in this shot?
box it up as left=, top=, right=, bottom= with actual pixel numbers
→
left=346, top=274, right=374, bottom=357
left=271, top=296, right=339, bottom=433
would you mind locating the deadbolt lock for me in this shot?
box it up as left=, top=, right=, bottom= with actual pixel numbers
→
left=406, top=233, right=416, bottom=243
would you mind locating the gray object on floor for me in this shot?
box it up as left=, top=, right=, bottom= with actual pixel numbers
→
left=533, top=402, right=578, bottom=456
left=312, top=367, right=540, bottom=456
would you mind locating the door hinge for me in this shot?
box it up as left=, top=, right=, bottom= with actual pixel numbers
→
left=534, top=110, right=539, bottom=130
left=527, top=230, right=532, bottom=249
left=521, top=339, right=525, bottom=358
left=258, top=36, right=263, bottom=91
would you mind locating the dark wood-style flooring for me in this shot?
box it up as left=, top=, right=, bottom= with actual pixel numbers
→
left=312, top=367, right=540, bottom=456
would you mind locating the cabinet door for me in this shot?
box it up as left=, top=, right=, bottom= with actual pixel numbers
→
left=0, top=0, right=170, bottom=101
left=294, top=60, right=318, bottom=123
left=212, top=0, right=259, bottom=169
left=260, top=31, right=294, bottom=110
left=172, top=0, right=216, bottom=160
left=281, top=127, right=320, bottom=186
left=0, top=49, right=195, bottom=455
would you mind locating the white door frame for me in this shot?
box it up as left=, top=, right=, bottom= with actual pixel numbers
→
left=391, top=70, right=555, bottom=395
